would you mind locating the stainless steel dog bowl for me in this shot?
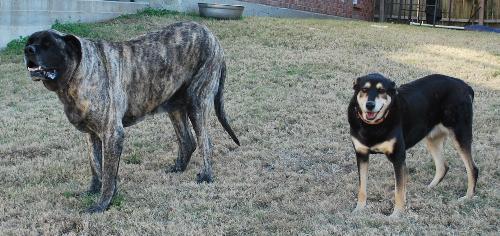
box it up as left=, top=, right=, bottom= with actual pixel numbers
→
left=198, top=3, right=244, bottom=20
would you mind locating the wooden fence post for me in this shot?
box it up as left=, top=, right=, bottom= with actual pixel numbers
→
left=479, top=0, right=485, bottom=25
left=380, top=0, right=385, bottom=22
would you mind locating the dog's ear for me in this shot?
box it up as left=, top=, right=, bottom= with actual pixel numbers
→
left=389, top=81, right=397, bottom=94
left=63, top=34, right=82, bottom=60
left=353, top=77, right=361, bottom=90
left=63, top=34, right=81, bottom=54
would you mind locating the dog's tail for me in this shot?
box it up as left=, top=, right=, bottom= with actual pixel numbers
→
left=214, top=61, right=240, bottom=146
left=467, top=84, right=475, bottom=103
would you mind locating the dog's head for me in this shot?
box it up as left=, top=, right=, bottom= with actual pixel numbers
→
left=24, top=30, right=81, bottom=90
left=353, top=73, right=396, bottom=124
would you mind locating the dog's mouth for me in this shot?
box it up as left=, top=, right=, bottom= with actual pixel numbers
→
left=363, top=103, right=385, bottom=121
left=26, top=60, right=58, bottom=81
left=365, top=111, right=379, bottom=120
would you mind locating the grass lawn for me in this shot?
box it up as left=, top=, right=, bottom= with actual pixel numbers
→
left=0, top=10, right=499, bottom=234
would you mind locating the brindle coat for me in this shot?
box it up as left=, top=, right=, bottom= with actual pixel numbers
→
left=24, top=22, right=240, bottom=213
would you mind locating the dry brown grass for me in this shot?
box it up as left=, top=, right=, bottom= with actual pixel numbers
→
left=0, top=12, right=499, bottom=234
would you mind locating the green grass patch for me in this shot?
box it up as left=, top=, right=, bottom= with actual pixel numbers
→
left=52, top=21, right=96, bottom=38
left=1, top=36, right=27, bottom=56
left=118, top=7, right=200, bottom=20
left=81, top=193, right=98, bottom=208
left=62, top=191, right=77, bottom=198
left=79, top=192, right=125, bottom=210
left=111, top=193, right=125, bottom=210
left=134, top=7, right=183, bottom=17
left=124, top=152, right=142, bottom=165
left=493, top=70, right=500, bottom=77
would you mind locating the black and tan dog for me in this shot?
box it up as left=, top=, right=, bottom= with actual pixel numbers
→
left=24, top=22, right=239, bottom=213
left=348, top=73, right=478, bottom=217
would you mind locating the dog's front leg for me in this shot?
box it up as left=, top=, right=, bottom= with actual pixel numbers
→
left=85, top=133, right=103, bottom=194
left=388, top=142, right=408, bottom=218
left=86, top=125, right=124, bottom=213
left=354, top=152, right=369, bottom=212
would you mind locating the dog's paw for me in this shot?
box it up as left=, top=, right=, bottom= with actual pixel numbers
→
left=167, top=164, right=186, bottom=173
left=458, top=195, right=477, bottom=202
left=352, top=204, right=366, bottom=214
left=196, top=172, right=213, bottom=183
left=84, top=204, right=107, bottom=214
left=388, top=208, right=404, bottom=219
left=427, top=182, right=438, bottom=189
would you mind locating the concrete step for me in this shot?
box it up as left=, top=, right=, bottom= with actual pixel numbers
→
left=0, top=0, right=150, bottom=48
left=0, top=0, right=148, bottom=12
left=76, top=0, right=149, bottom=22
left=78, top=0, right=149, bottom=15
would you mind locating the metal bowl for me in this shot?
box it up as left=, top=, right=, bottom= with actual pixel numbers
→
left=198, top=3, right=244, bottom=20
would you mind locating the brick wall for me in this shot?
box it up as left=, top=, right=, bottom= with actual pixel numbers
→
left=239, top=0, right=374, bottom=20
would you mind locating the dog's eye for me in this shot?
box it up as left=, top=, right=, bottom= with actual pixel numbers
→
left=361, top=88, right=368, bottom=93
left=378, top=88, right=386, bottom=93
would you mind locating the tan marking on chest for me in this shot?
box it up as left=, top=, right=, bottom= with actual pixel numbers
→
left=370, top=138, right=397, bottom=154
left=351, top=136, right=397, bottom=155
left=351, top=136, right=369, bottom=155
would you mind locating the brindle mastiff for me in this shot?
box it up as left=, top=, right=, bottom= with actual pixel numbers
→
left=24, top=22, right=240, bottom=213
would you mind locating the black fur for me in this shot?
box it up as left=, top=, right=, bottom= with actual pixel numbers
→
left=348, top=73, right=477, bottom=216
left=349, top=73, right=474, bottom=155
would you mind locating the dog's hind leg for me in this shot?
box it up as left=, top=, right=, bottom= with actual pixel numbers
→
left=425, top=125, right=449, bottom=188
left=450, top=126, right=478, bottom=199
left=445, top=100, right=477, bottom=199
left=168, top=106, right=196, bottom=173
left=189, top=103, right=214, bottom=183
left=187, top=63, right=221, bottom=183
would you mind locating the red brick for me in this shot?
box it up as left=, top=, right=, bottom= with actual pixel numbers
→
left=240, top=0, right=374, bottom=20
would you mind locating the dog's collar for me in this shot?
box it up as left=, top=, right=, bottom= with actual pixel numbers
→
left=356, top=107, right=390, bottom=125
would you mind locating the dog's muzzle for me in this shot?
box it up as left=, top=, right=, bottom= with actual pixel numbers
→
left=357, top=106, right=390, bottom=125
left=27, top=66, right=58, bottom=81
left=25, top=58, right=59, bottom=81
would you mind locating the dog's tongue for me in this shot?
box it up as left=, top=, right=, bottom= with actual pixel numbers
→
left=366, top=112, right=376, bottom=120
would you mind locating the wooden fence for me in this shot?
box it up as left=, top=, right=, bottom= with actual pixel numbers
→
left=375, top=0, right=500, bottom=24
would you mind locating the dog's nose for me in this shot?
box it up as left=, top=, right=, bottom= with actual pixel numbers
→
left=24, top=45, right=36, bottom=55
left=366, top=101, right=376, bottom=111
